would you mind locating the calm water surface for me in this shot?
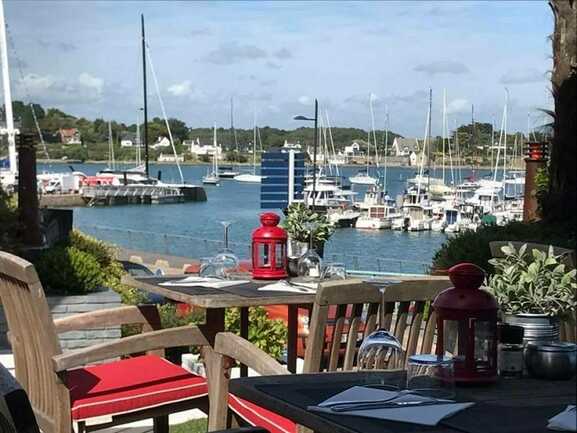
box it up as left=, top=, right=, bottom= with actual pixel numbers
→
left=39, top=162, right=491, bottom=274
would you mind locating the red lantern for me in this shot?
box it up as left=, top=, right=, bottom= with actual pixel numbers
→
left=433, top=263, right=498, bottom=384
left=251, top=212, right=288, bottom=280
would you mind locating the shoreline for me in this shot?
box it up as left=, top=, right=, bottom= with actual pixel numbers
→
left=36, top=159, right=511, bottom=171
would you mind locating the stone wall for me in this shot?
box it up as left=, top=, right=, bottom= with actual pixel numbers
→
left=0, top=289, right=122, bottom=351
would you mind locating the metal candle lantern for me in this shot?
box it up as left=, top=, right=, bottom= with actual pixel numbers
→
left=433, top=263, right=498, bottom=384
left=251, top=212, right=288, bottom=280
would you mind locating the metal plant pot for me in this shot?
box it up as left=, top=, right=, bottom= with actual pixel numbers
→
left=504, top=313, right=560, bottom=345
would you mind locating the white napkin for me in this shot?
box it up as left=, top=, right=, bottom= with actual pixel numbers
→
left=160, top=276, right=250, bottom=289
left=310, top=386, right=474, bottom=426
left=257, top=280, right=317, bottom=294
left=548, top=406, right=576, bottom=431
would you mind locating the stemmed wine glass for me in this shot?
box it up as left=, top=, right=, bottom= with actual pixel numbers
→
left=358, top=285, right=405, bottom=374
left=297, top=221, right=322, bottom=281
left=212, top=221, right=240, bottom=278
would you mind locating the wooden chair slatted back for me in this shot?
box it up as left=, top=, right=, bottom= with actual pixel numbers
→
left=489, top=241, right=577, bottom=343
left=379, top=280, right=451, bottom=367
left=303, top=280, right=382, bottom=373
left=0, top=252, right=68, bottom=433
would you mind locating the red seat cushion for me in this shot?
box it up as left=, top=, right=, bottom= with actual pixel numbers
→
left=67, top=355, right=207, bottom=421
left=229, top=394, right=296, bottom=433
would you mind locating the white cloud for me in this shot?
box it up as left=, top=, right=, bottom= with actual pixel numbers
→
left=298, top=96, right=312, bottom=105
left=446, top=98, right=469, bottom=114
left=19, top=73, right=56, bottom=93
left=168, top=80, right=192, bottom=97
left=78, top=72, right=103, bottom=94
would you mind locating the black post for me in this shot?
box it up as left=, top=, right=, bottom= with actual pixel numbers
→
left=17, top=133, right=42, bottom=246
left=141, top=14, right=149, bottom=177
left=311, top=99, right=318, bottom=209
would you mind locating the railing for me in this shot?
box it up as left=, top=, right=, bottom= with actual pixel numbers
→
left=76, top=224, right=431, bottom=275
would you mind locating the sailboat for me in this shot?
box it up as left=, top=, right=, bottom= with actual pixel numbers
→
left=203, top=125, right=220, bottom=185
left=234, top=114, right=265, bottom=183
left=0, top=0, right=17, bottom=192
left=350, top=94, right=378, bottom=185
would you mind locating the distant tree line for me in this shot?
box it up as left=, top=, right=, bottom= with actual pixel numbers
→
left=0, top=101, right=543, bottom=163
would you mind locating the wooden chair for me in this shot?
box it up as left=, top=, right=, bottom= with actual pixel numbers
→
left=489, top=241, right=577, bottom=343
left=207, top=277, right=451, bottom=432
left=0, top=251, right=212, bottom=433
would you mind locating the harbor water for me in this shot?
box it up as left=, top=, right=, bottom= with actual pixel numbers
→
left=39, top=162, right=492, bottom=274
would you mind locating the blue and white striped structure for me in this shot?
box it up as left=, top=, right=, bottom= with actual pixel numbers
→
left=260, top=149, right=305, bottom=209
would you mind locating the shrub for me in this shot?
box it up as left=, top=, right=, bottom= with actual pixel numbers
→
left=432, top=221, right=576, bottom=273
left=282, top=203, right=334, bottom=244
left=35, top=246, right=104, bottom=295
left=70, top=229, right=117, bottom=268
left=225, top=307, right=287, bottom=359
left=487, top=243, right=576, bottom=317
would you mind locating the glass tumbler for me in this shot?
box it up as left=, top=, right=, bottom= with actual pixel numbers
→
left=321, top=262, right=347, bottom=280
left=406, top=354, right=455, bottom=399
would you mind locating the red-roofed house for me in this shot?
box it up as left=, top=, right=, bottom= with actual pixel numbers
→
left=58, top=128, right=81, bottom=145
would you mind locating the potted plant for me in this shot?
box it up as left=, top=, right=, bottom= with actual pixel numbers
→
left=487, top=243, right=576, bottom=343
left=282, top=203, right=334, bottom=275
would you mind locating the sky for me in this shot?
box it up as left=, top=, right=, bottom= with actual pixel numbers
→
left=4, top=0, right=554, bottom=137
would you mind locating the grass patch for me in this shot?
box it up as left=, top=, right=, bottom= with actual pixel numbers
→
left=170, top=418, right=207, bottom=433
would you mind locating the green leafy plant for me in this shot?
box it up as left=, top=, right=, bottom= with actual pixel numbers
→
left=282, top=203, right=334, bottom=244
left=225, top=307, right=288, bottom=359
left=432, top=220, right=576, bottom=273
left=487, top=243, right=576, bottom=317
left=35, top=246, right=104, bottom=295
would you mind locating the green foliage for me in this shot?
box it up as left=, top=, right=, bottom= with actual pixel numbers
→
left=432, top=221, right=576, bottom=272
left=158, top=303, right=205, bottom=329
left=487, top=243, right=577, bottom=317
left=535, top=167, right=549, bottom=216
left=282, top=203, right=334, bottom=244
left=69, top=229, right=116, bottom=268
left=225, top=151, right=248, bottom=163
left=35, top=246, right=104, bottom=295
left=225, top=307, right=288, bottom=359
left=0, top=186, right=19, bottom=251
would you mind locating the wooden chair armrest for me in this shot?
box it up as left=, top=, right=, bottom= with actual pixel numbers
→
left=214, top=332, right=287, bottom=376
left=53, top=325, right=209, bottom=372
left=53, top=305, right=161, bottom=333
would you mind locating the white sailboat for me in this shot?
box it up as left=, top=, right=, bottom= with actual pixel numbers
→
left=0, top=0, right=18, bottom=192
left=234, top=114, right=265, bottom=183
left=350, top=94, right=378, bottom=185
left=203, top=125, right=220, bottom=185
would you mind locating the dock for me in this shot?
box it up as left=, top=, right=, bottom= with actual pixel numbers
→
left=81, top=184, right=206, bottom=206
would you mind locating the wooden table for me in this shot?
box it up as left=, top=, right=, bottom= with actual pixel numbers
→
left=229, top=371, right=577, bottom=433
left=122, top=274, right=317, bottom=373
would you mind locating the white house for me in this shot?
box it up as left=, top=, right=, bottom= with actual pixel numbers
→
left=151, top=136, right=171, bottom=149
left=391, top=137, right=419, bottom=156
left=343, top=140, right=365, bottom=159
left=120, top=133, right=137, bottom=148
left=187, top=138, right=223, bottom=159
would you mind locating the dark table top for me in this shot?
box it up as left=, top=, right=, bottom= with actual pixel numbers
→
left=229, top=371, right=577, bottom=433
left=122, top=274, right=448, bottom=309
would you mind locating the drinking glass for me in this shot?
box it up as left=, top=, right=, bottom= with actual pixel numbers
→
left=212, top=221, right=239, bottom=278
left=297, top=221, right=322, bottom=281
left=321, top=262, right=347, bottom=280
left=406, top=354, right=455, bottom=399
left=358, top=329, right=404, bottom=371
left=199, top=257, right=221, bottom=278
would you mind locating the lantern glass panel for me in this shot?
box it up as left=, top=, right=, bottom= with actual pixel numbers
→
left=474, top=320, right=495, bottom=370
left=442, top=319, right=467, bottom=365
left=275, top=243, right=284, bottom=269
left=258, top=244, right=271, bottom=268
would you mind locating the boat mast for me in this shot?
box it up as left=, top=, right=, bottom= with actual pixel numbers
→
left=383, top=106, right=389, bottom=193
left=253, top=110, right=257, bottom=175
left=141, top=14, right=149, bottom=177
left=0, top=0, right=16, bottom=175
left=442, top=89, right=447, bottom=185
left=427, top=88, right=432, bottom=196
left=213, top=123, right=218, bottom=174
